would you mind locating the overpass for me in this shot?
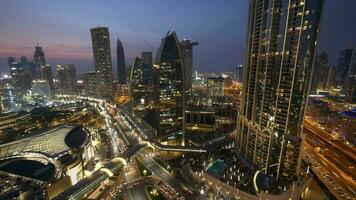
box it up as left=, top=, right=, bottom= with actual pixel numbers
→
left=151, top=141, right=206, bottom=153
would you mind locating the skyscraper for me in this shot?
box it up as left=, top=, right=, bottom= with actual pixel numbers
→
left=335, top=48, right=355, bottom=88
left=141, top=52, right=153, bottom=67
left=235, top=64, right=243, bottom=82
left=155, top=31, right=185, bottom=137
left=56, top=64, right=78, bottom=94
left=90, top=27, right=114, bottom=100
left=8, top=57, right=31, bottom=98
left=344, top=49, right=356, bottom=103
left=311, top=52, right=328, bottom=93
left=180, top=39, right=198, bottom=91
left=130, top=57, right=146, bottom=117
left=33, top=43, right=46, bottom=78
left=116, top=38, right=126, bottom=84
left=237, top=0, right=323, bottom=183
left=83, top=71, right=96, bottom=97
left=40, top=64, right=54, bottom=91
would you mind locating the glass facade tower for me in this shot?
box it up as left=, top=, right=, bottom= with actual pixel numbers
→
left=117, top=38, right=126, bottom=84
left=90, top=27, right=114, bottom=100
left=237, top=0, right=323, bottom=182
left=155, top=31, right=185, bottom=138
left=180, top=39, right=198, bottom=91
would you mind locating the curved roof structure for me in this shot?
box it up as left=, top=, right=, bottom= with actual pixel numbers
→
left=0, top=126, right=88, bottom=160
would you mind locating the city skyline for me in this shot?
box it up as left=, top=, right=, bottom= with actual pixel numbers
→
left=0, top=0, right=355, bottom=75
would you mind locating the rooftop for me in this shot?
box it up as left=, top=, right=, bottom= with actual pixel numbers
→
left=0, top=126, right=88, bottom=159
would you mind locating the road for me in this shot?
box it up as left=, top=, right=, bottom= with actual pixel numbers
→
left=127, top=183, right=150, bottom=200
left=303, top=121, right=356, bottom=199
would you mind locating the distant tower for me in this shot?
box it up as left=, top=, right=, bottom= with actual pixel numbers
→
left=8, top=57, right=31, bottom=98
left=235, top=64, right=243, bottom=82
left=33, top=43, right=46, bottom=66
left=83, top=71, right=96, bottom=97
left=237, top=0, right=323, bottom=183
left=155, top=31, right=185, bottom=137
left=311, top=52, right=328, bottom=93
left=90, top=27, right=114, bottom=100
left=56, top=64, right=78, bottom=94
left=180, top=39, right=198, bottom=91
left=40, top=64, right=54, bottom=90
left=117, top=38, right=126, bottom=84
left=33, top=43, right=46, bottom=78
left=130, top=57, right=146, bottom=118
left=335, top=48, right=355, bottom=89
left=343, top=48, right=356, bottom=103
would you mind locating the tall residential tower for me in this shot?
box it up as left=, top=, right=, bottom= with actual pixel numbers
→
left=90, top=27, right=114, bottom=100
left=116, top=38, right=126, bottom=84
left=237, top=0, right=323, bottom=183
left=180, top=39, right=198, bottom=91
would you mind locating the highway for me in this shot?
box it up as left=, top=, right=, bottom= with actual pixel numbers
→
left=303, top=121, right=356, bottom=200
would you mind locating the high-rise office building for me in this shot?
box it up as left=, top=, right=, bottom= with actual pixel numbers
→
left=8, top=57, right=31, bottom=98
left=83, top=72, right=96, bottom=97
left=141, top=52, right=153, bottom=67
left=235, top=64, right=243, bottom=82
left=19, top=57, right=35, bottom=80
left=33, top=43, right=46, bottom=77
left=237, top=0, right=323, bottom=183
left=90, top=27, right=114, bottom=100
left=155, top=31, right=185, bottom=137
left=326, top=66, right=336, bottom=90
left=40, top=64, right=54, bottom=91
left=141, top=51, right=156, bottom=86
left=335, top=48, right=355, bottom=89
left=311, top=52, right=328, bottom=93
left=117, top=38, right=126, bottom=84
left=344, top=50, right=356, bottom=103
left=130, top=57, right=147, bottom=118
left=180, top=39, right=198, bottom=91
left=56, top=64, right=78, bottom=94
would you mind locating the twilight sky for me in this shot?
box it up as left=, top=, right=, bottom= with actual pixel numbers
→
left=0, top=0, right=355, bottom=75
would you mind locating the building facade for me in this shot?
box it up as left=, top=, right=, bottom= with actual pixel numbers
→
left=235, top=64, right=244, bottom=82
left=8, top=57, right=32, bottom=98
left=40, top=64, right=54, bottom=91
left=130, top=57, right=146, bottom=118
left=155, top=31, right=185, bottom=138
left=344, top=49, right=356, bottom=103
left=335, top=48, right=354, bottom=89
left=33, top=43, right=46, bottom=78
left=141, top=51, right=153, bottom=67
left=57, top=64, right=78, bottom=94
left=117, top=38, right=126, bottom=85
left=90, top=27, right=114, bottom=100
left=83, top=72, right=96, bottom=97
left=207, top=76, right=225, bottom=97
left=180, top=39, right=198, bottom=91
left=237, top=0, right=323, bottom=183
left=311, top=52, right=328, bottom=93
